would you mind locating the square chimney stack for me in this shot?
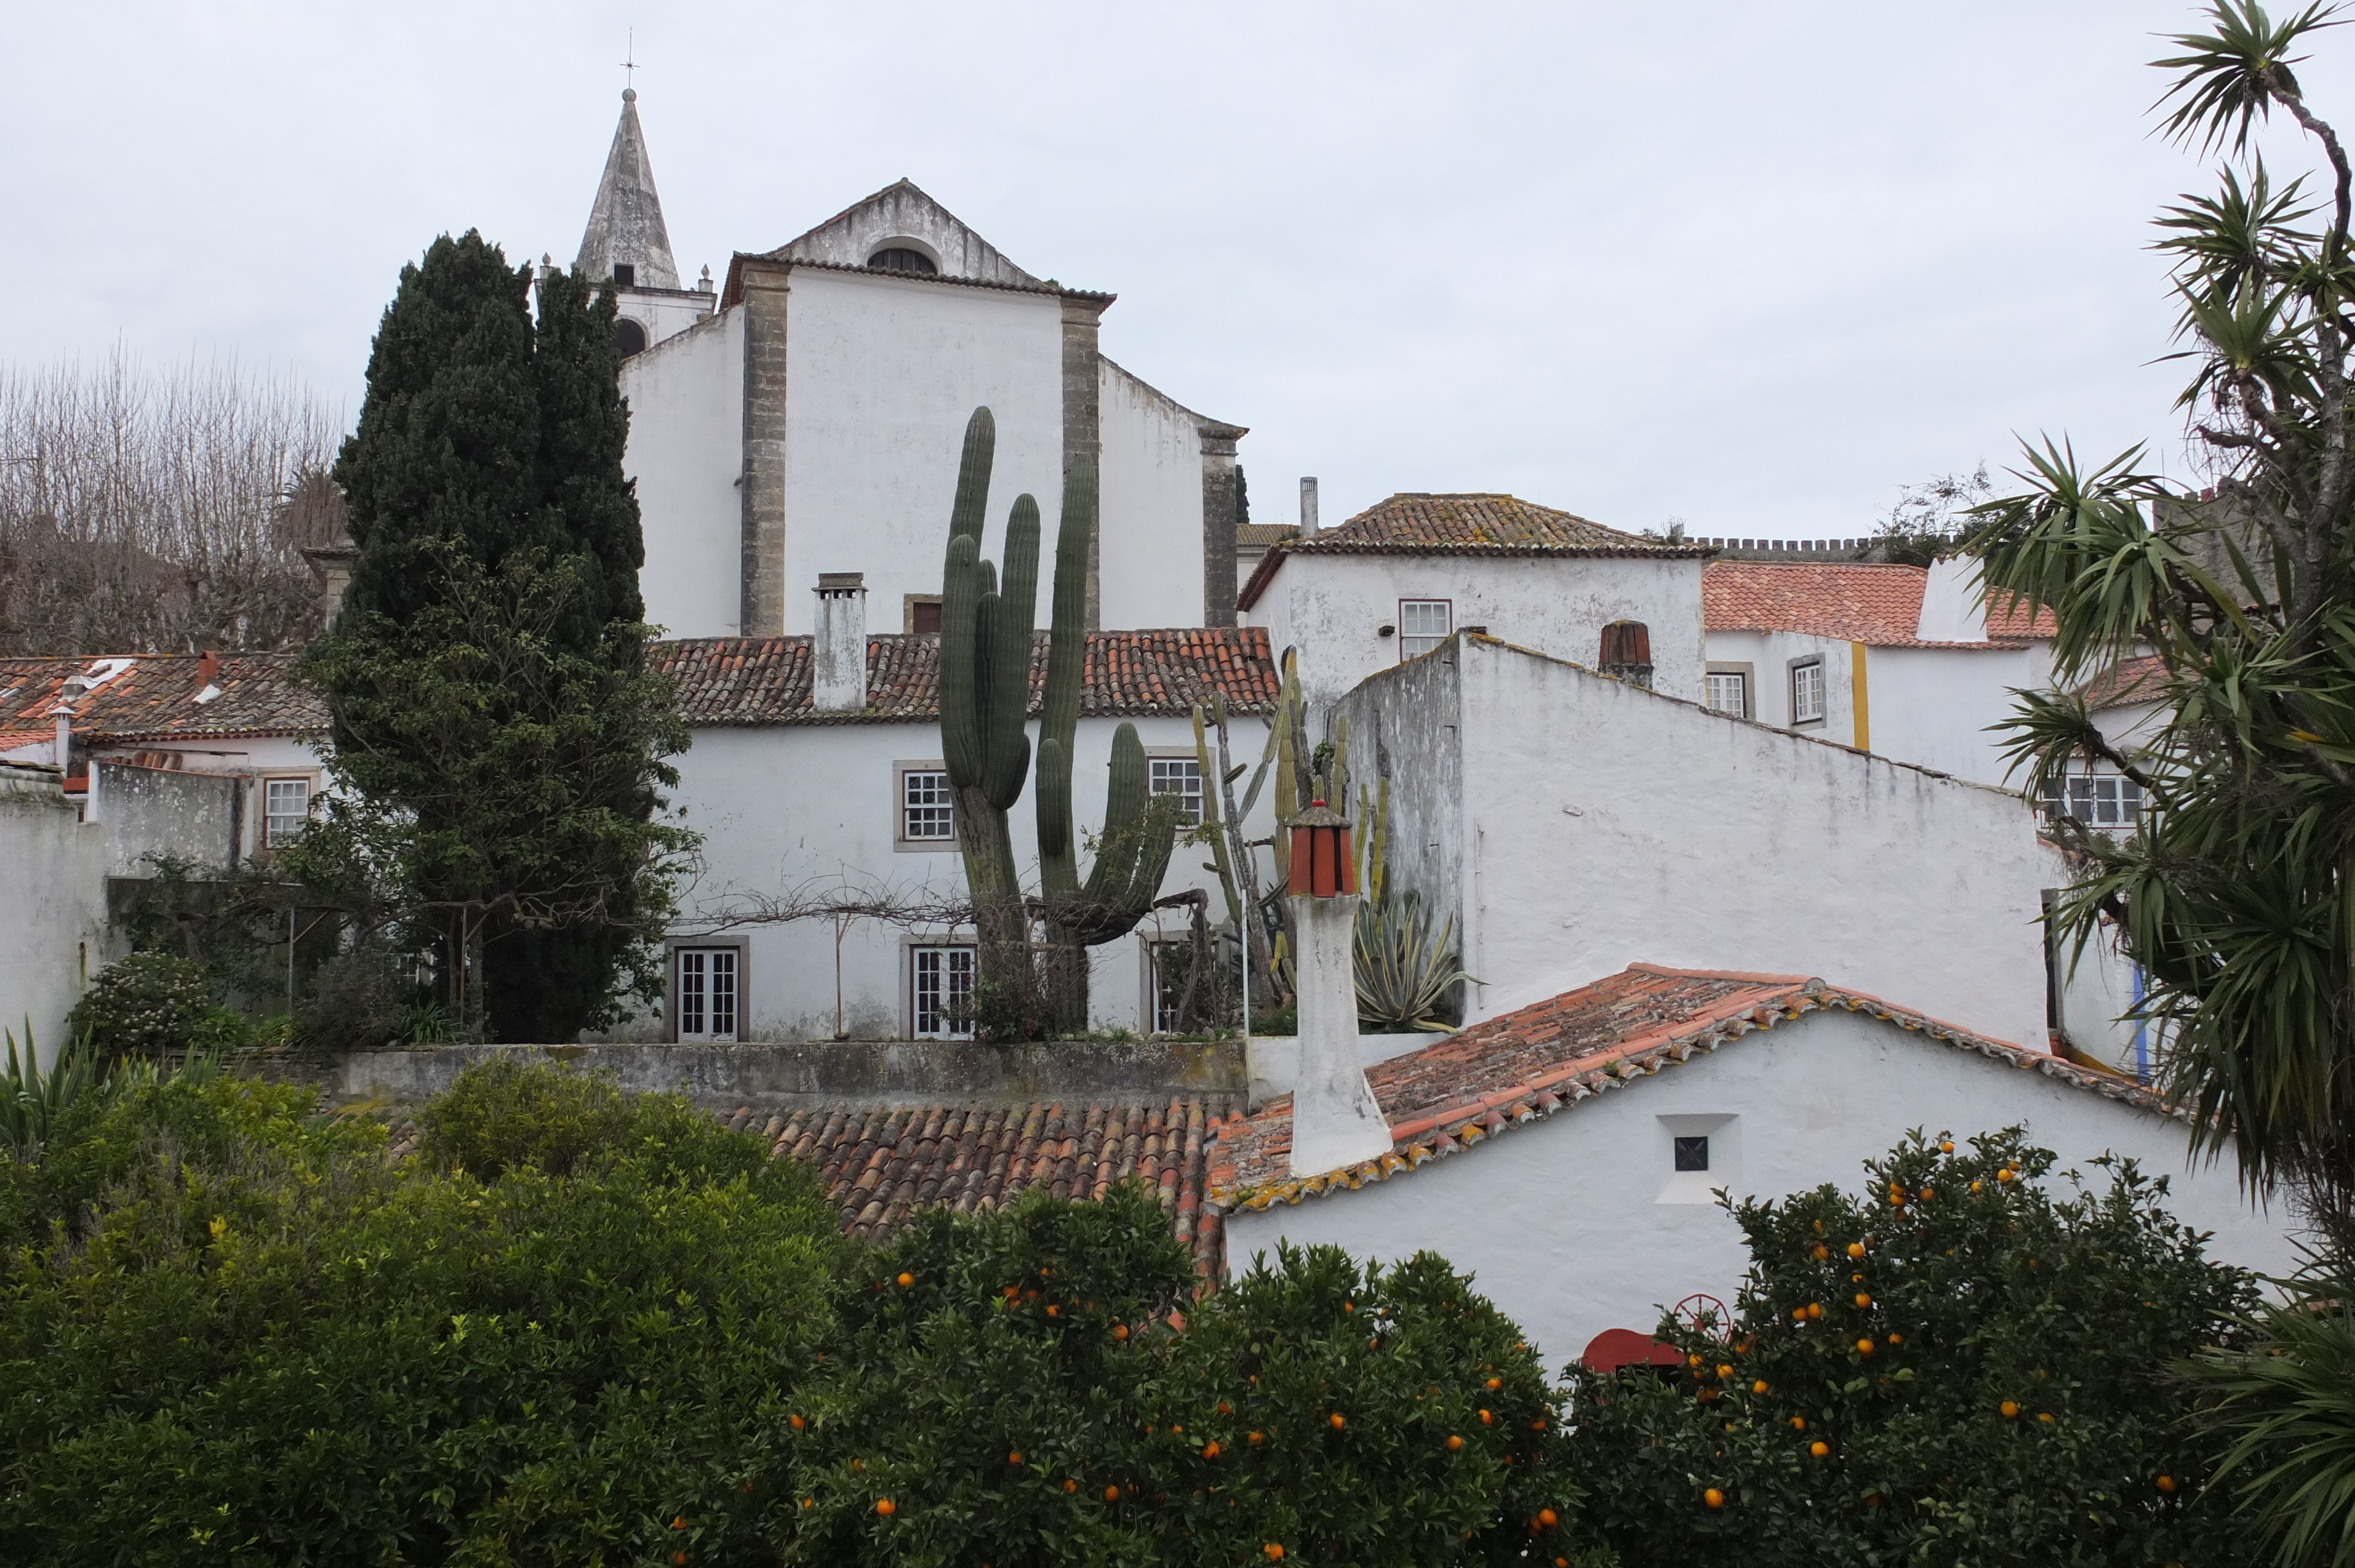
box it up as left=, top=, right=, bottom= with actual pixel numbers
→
left=813, top=573, right=868, bottom=713
left=1299, top=476, right=1319, bottom=537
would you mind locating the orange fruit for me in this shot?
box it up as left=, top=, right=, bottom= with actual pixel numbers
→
left=1009, top=1451, right=1023, bottom=1465
left=1488, top=1376, right=1504, bottom=1389
left=673, top=1515, right=688, bottom=1529
left=1939, top=1140, right=1953, bottom=1153
left=1855, top=1293, right=1873, bottom=1309
left=1810, top=1440, right=1829, bottom=1457
left=1919, top=1187, right=1934, bottom=1201
left=1888, top=1333, right=1903, bottom=1346
left=1806, top=1303, right=1824, bottom=1320
left=1046, top=1304, right=1059, bottom=1317
left=1847, top=1242, right=1866, bottom=1258
left=1328, top=1413, right=1345, bottom=1431
left=1687, top=1353, right=1703, bottom=1367
left=1856, top=1338, right=1876, bottom=1357
left=1716, top=1364, right=1733, bottom=1380
left=1789, top=1416, right=1806, bottom=1431
left=1344, top=1301, right=1354, bottom=1313
left=1810, top=1243, right=1829, bottom=1260
left=1538, top=1507, right=1558, bottom=1527
left=2039, top=1413, right=2055, bottom=1423
left=1480, top=1409, right=1494, bottom=1425
left=1104, top=1484, right=1121, bottom=1503
left=2000, top=1400, right=2020, bottom=1418
left=2157, top=1475, right=2177, bottom=1493
left=1752, top=1379, right=1770, bottom=1394
left=875, top=1499, right=895, bottom=1517
left=1203, top=1441, right=1221, bottom=1459
left=1113, top=1324, right=1129, bottom=1340
left=674, top=1554, right=686, bottom=1566
left=1971, top=1181, right=1983, bottom=1194
left=1791, top=1307, right=1807, bottom=1323
left=1447, top=1435, right=1464, bottom=1451
left=1264, top=1546, right=1285, bottom=1561
left=1248, top=1431, right=1265, bottom=1446
left=1063, top=1479, right=1077, bottom=1493
left=1998, top=1168, right=2015, bottom=1184
left=1703, top=1487, right=1726, bottom=1509
left=788, top=1414, right=805, bottom=1430
left=896, top=1272, right=914, bottom=1288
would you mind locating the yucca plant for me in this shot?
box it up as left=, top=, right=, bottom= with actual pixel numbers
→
left=1352, top=891, right=1475, bottom=1032
left=2193, top=1258, right=2355, bottom=1568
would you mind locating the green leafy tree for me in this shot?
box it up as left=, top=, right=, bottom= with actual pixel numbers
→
left=0, top=1062, right=842, bottom=1566
left=767, top=1184, right=1601, bottom=1566
left=306, top=232, right=691, bottom=1041
left=1568, top=1128, right=2256, bottom=1567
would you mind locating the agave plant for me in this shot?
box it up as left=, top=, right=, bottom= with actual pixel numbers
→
left=1, top=1023, right=107, bottom=1153
left=1353, top=891, right=1475, bottom=1033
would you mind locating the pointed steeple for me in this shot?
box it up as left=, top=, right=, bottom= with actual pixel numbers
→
left=575, top=88, right=681, bottom=290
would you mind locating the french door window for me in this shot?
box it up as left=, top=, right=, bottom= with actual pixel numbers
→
left=911, top=945, right=976, bottom=1038
left=676, top=948, right=739, bottom=1041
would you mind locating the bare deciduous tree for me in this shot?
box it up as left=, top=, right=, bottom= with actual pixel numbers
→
left=0, top=350, right=344, bottom=655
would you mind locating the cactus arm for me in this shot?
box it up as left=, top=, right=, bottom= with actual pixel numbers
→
left=986, top=495, right=1040, bottom=807
left=1037, top=735, right=1074, bottom=896
left=941, top=534, right=983, bottom=786
left=1036, top=457, right=1094, bottom=896
left=1066, top=723, right=1178, bottom=943
left=1192, top=703, right=1243, bottom=932
left=950, top=407, right=995, bottom=546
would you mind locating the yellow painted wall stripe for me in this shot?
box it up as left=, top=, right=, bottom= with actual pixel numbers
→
left=1850, top=641, right=1870, bottom=752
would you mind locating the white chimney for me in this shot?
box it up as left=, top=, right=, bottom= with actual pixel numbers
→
left=813, top=573, right=868, bottom=713
left=52, top=674, right=85, bottom=772
left=1915, top=555, right=1989, bottom=643
left=1299, top=477, right=1320, bottom=537
left=1285, top=825, right=1392, bottom=1175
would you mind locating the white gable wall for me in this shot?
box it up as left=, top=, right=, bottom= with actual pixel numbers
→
left=623, top=308, right=746, bottom=639
left=781, top=270, right=1065, bottom=636
left=1222, top=1006, right=2300, bottom=1372
left=1339, top=636, right=2053, bottom=1048
left=1249, top=553, right=1706, bottom=719
left=1098, top=361, right=1208, bottom=630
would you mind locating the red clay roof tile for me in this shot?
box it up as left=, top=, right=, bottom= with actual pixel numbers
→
left=1703, top=562, right=2053, bottom=647
left=0, top=654, right=324, bottom=745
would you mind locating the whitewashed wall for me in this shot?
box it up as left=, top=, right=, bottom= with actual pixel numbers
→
left=622, top=308, right=745, bottom=639
left=1248, top=553, right=1706, bottom=717
left=0, top=765, right=109, bottom=1069
left=1098, top=360, right=1208, bottom=630
left=781, top=270, right=1065, bottom=636
left=1224, top=1005, right=2301, bottom=1372
left=660, top=712, right=1276, bottom=1039
left=1868, top=643, right=2052, bottom=787
left=1700, top=628, right=1859, bottom=742
left=1338, top=636, right=2054, bottom=1048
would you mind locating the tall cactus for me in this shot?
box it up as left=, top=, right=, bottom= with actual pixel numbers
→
left=1036, top=453, right=1178, bottom=1031
left=938, top=407, right=1042, bottom=996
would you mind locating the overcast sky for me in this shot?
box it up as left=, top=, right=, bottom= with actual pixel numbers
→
left=13, top=1, right=2348, bottom=539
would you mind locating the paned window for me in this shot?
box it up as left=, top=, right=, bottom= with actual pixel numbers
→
left=1149, top=757, right=1203, bottom=826
left=2042, top=773, right=2145, bottom=829
left=1398, top=599, right=1452, bottom=659
left=676, top=948, right=739, bottom=1041
left=911, top=945, right=976, bottom=1038
left=1705, top=670, right=1749, bottom=717
left=1790, top=659, right=1826, bottom=725
left=263, top=778, right=312, bottom=848
left=902, top=769, right=954, bottom=841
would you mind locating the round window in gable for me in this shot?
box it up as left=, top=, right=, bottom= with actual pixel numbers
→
left=867, top=246, right=938, bottom=275
left=613, top=317, right=648, bottom=357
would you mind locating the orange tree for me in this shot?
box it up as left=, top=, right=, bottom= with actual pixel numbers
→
left=758, top=1182, right=1606, bottom=1567
left=1564, top=1129, right=2256, bottom=1568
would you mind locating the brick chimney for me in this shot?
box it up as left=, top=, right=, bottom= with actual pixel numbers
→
left=812, top=573, right=868, bottom=713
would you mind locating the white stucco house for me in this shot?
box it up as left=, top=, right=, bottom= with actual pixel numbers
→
left=1699, top=556, right=2056, bottom=787
left=649, top=613, right=1281, bottom=1042
left=0, top=653, right=330, bottom=1063
left=566, top=89, right=1249, bottom=646
left=1238, top=493, right=1714, bottom=717
left=1210, top=961, right=2303, bottom=1372
left=1331, top=631, right=2058, bottom=1049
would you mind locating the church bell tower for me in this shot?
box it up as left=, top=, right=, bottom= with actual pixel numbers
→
left=567, top=88, right=714, bottom=355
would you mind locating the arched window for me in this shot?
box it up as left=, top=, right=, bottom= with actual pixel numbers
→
left=868, top=246, right=938, bottom=275
left=1600, top=620, right=1653, bottom=688
left=613, top=318, right=648, bottom=358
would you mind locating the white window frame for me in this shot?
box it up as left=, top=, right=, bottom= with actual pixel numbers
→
left=261, top=774, right=316, bottom=849
left=673, top=945, right=742, bottom=1042
left=910, top=943, right=977, bottom=1038
left=2042, top=771, right=2145, bottom=830
left=1398, top=599, right=1453, bottom=660
left=1146, top=753, right=1205, bottom=827
left=1789, top=658, right=1826, bottom=726
left=895, top=760, right=957, bottom=851
left=1704, top=665, right=1753, bottom=719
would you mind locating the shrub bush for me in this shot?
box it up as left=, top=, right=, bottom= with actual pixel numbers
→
left=767, top=1183, right=1608, bottom=1566
left=64, top=952, right=217, bottom=1061
left=1565, top=1128, right=2257, bottom=1567
left=0, top=1061, right=843, bottom=1567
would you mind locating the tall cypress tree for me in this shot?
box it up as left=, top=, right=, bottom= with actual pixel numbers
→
left=309, top=233, right=688, bottom=1042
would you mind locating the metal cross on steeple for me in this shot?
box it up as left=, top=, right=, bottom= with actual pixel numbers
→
left=621, top=29, right=636, bottom=91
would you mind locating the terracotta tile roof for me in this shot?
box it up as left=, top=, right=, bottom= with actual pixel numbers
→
left=656, top=627, right=1281, bottom=727
left=716, top=1097, right=1238, bottom=1278
left=1237, top=494, right=1709, bottom=610
left=1206, top=964, right=2175, bottom=1214
left=2080, top=654, right=2167, bottom=710
left=1235, top=523, right=1296, bottom=550
left=0, top=654, right=326, bottom=745
left=1703, top=562, right=2054, bottom=649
